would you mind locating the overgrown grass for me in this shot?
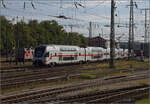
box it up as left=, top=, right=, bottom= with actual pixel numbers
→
left=2, top=60, right=149, bottom=94
left=115, top=60, right=149, bottom=69
left=136, top=98, right=150, bottom=104
left=82, top=60, right=149, bottom=73
left=1, top=78, right=85, bottom=95
left=85, top=87, right=100, bottom=94
left=136, top=79, right=149, bottom=85
left=81, top=73, right=96, bottom=79
left=2, top=74, right=149, bottom=95
left=1, top=61, right=33, bottom=68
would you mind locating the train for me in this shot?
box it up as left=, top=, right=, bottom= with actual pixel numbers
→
left=16, top=48, right=34, bottom=62
left=33, top=45, right=128, bottom=66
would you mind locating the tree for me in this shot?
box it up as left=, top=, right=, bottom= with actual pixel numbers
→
left=0, top=16, right=88, bottom=55
left=0, top=16, right=15, bottom=54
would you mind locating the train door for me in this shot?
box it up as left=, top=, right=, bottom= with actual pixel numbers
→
left=59, top=53, right=62, bottom=64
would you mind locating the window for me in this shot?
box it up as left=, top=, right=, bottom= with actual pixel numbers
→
left=55, top=53, right=57, bottom=56
left=60, top=47, right=77, bottom=51
left=63, top=57, right=75, bottom=61
left=59, top=55, right=62, bottom=61
left=34, top=46, right=46, bottom=57
left=44, top=52, right=49, bottom=57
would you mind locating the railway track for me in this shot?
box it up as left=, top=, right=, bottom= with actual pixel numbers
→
left=1, top=61, right=102, bottom=72
left=1, top=71, right=149, bottom=104
left=1, top=67, right=148, bottom=90
left=1, top=62, right=105, bottom=80
left=0, top=59, right=134, bottom=73
left=58, top=85, right=149, bottom=104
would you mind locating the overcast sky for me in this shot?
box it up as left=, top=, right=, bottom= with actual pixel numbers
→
left=0, top=0, right=149, bottom=42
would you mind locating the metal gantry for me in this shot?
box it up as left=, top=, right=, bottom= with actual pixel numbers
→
left=140, top=8, right=150, bottom=56
left=128, top=0, right=134, bottom=59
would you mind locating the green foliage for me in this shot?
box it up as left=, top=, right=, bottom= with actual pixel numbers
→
left=0, top=16, right=88, bottom=54
left=0, top=16, right=15, bottom=53
left=136, top=98, right=150, bottom=104
left=85, top=87, right=100, bottom=94
left=81, top=73, right=96, bottom=79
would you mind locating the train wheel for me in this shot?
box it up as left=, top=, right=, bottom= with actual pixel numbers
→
left=86, top=61, right=89, bottom=64
left=33, top=61, right=38, bottom=67
left=48, top=63, right=54, bottom=67
left=79, top=61, right=82, bottom=64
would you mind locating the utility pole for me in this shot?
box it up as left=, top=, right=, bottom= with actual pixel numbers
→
left=109, top=0, right=115, bottom=68
left=16, top=16, right=19, bottom=65
left=131, top=0, right=134, bottom=55
left=128, top=0, right=134, bottom=59
left=144, top=9, right=147, bottom=57
left=145, top=9, right=147, bottom=44
left=70, top=24, right=73, bottom=33
left=149, top=0, right=150, bottom=59
left=6, top=23, right=8, bottom=60
left=89, top=21, right=92, bottom=39
left=140, top=8, right=150, bottom=56
left=16, top=16, right=19, bottom=49
left=99, top=33, right=101, bottom=47
left=101, top=28, right=103, bottom=38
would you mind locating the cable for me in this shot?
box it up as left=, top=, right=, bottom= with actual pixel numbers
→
left=1, top=0, right=6, bottom=8
left=1, top=0, right=146, bottom=25
left=84, top=0, right=105, bottom=10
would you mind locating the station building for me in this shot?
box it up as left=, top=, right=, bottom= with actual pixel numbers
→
left=88, top=36, right=120, bottom=49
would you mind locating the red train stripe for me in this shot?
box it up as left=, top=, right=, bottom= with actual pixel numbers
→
left=45, top=54, right=105, bottom=62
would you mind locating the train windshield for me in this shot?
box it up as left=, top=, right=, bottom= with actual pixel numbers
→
left=34, top=46, right=46, bottom=57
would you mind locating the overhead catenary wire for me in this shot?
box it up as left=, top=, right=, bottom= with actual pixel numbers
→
left=1, top=1, right=144, bottom=27
left=1, top=0, right=6, bottom=8
left=1, top=0, right=143, bottom=22
left=1, top=0, right=147, bottom=38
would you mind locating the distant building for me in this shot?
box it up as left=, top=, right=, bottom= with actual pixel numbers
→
left=120, top=42, right=150, bottom=57
left=88, top=36, right=119, bottom=49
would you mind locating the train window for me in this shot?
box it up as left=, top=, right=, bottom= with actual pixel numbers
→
left=60, top=47, right=77, bottom=51
left=63, top=57, right=74, bottom=61
left=44, top=52, right=49, bottom=57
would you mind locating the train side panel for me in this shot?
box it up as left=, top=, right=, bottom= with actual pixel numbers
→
left=33, top=44, right=128, bottom=66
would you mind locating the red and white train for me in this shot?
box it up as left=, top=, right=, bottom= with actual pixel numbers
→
left=33, top=45, right=128, bottom=66
left=16, top=48, right=34, bottom=62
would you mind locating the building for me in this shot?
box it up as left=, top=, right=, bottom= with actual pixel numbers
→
left=120, top=42, right=150, bottom=57
left=88, top=36, right=119, bottom=49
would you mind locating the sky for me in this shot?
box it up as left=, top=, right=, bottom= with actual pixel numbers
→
left=0, top=0, right=149, bottom=42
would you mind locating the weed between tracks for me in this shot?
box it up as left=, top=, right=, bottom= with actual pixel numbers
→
left=1, top=61, right=32, bottom=68
left=136, top=79, right=149, bottom=84
left=1, top=60, right=149, bottom=94
left=136, top=98, right=150, bottom=104
left=2, top=71, right=135, bottom=95
left=85, top=87, right=101, bottom=94
left=82, top=60, right=149, bottom=73
left=1, top=78, right=85, bottom=94
left=81, top=73, right=96, bottom=79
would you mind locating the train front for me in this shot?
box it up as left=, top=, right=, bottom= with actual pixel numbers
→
left=33, top=45, right=49, bottom=65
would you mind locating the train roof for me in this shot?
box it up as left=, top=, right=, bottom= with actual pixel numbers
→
left=87, top=47, right=105, bottom=49
left=37, top=44, right=80, bottom=51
